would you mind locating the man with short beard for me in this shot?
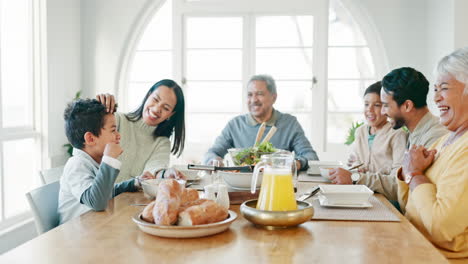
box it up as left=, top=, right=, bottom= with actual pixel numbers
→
left=203, top=74, right=318, bottom=171
left=381, top=67, right=447, bottom=149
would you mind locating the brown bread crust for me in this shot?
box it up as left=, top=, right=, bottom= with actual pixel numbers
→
left=141, top=201, right=156, bottom=223
left=180, top=188, right=199, bottom=205
left=152, top=179, right=182, bottom=225
left=178, top=200, right=228, bottom=226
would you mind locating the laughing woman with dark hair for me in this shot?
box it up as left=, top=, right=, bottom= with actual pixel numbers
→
left=97, top=79, right=186, bottom=182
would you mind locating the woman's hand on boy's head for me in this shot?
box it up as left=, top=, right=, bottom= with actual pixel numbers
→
left=104, top=143, right=123, bottom=159
left=96, top=93, right=116, bottom=113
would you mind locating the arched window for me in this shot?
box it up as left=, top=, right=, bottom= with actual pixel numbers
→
left=124, top=0, right=382, bottom=162
left=327, top=0, right=376, bottom=144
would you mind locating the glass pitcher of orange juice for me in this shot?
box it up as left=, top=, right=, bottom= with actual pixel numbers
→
left=251, top=153, right=297, bottom=211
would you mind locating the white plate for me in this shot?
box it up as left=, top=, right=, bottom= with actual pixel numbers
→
left=132, top=210, right=237, bottom=238
left=224, top=182, right=260, bottom=191
left=318, top=184, right=373, bottom=205
left=307, top=161, right=343, bottom=175
left=318, top=195, right=372, bottom=208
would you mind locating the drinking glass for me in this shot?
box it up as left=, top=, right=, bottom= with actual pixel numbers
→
left=211, top=159, right=222, bottom=187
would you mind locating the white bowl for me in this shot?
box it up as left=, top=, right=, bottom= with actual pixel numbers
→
left=307, top=161, right=343, bottom=175
left=141, top=179, right=164, bottom=198
left=165, top=165, right=202, bottom=181
left=218, top=171, right=262, bottom=190
left=318, top=166, right=342, bottom=180
left=318, top=185, right=373, bottom=205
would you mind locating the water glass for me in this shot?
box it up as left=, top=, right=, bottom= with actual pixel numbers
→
left=211, top=160, right=221, bottom=187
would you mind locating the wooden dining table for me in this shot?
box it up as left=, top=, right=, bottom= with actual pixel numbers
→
left=1, top=182, right=449, bottom=264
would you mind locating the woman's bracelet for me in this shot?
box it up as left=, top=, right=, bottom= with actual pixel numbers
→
left=161, top=169, right=166, bottom=179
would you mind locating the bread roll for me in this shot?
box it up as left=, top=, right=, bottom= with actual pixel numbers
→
left=180, top=188, right=199, bottom=205
left=153, top=179, right=183, bottom=225
left=179, top=199, right=208, bottom=213
left=141, top=201, right=156, bottom=223
left=178, top=200, right=229, bottom=226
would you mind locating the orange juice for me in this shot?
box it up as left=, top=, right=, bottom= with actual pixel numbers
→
left=256, top=168, right=297, bottom=211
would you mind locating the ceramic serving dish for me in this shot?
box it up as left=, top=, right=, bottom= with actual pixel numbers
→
left=133, top=210, right=237, bottom=238
left=240, top=199, right=314, bottom=230
left=318, top=185, right=373, bottom=205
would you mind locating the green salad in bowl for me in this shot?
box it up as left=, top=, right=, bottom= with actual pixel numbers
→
left=228, top=142, right=278, bottom=166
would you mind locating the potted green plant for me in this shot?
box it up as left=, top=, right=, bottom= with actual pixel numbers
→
left=344, top=121, right=364, bottom=145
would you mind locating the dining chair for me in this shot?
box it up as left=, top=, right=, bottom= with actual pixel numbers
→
left=25, top=181, right=60, bottom=235
left=39, top=166, right=64, bottom=185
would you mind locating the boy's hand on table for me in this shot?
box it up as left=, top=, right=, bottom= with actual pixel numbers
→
left=104, top=143, right=123, bottom=159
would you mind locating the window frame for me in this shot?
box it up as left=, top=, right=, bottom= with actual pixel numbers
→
left=118, top=0, right=389, bottom=161
left=173, top=0, right=329, bottom=155
left=0, top=0, right=44, bottom=229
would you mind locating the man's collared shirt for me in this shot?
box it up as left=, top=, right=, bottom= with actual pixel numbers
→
left=407, top=111, right=448, bottom=149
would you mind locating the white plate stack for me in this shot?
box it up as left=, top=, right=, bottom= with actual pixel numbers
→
left=318, top=185, right=374, bottom=208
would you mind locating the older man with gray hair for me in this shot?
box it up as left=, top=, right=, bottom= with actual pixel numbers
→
left=203, top=74, right=319, bottom=170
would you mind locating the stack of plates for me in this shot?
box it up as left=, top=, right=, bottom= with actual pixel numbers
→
left=318, top=185, right=374, bottom=208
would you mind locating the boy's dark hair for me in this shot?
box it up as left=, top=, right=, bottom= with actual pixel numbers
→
left=64, top=98, right=117, bottom=149
left=364, top=81, right=382, bottom=96
left=381, top=67, right=429, bottom=108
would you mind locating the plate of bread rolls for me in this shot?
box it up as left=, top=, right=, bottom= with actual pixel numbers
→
left=133, top=179, right=237, bottom=238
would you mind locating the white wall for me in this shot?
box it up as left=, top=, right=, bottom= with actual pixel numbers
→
left=46, top=0, right=82, bottom=167
left=425, top=0, right=468, bottom=114
left=81, top=0, right=155, bottom=97
left=426, top=0, right=454, bottom=113
left=454, top=0, right=468, bottom=49
left=426, top=0, right=454, bottom=76
left=359, top=0, right=429, bottom=76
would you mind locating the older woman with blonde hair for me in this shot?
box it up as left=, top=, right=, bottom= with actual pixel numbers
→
left=397, top=47, right=468, bottom=260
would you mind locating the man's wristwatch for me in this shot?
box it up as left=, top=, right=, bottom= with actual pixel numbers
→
left=351, top=172, right=360, bottom=184
left=295, top=159, right=302, bottom=170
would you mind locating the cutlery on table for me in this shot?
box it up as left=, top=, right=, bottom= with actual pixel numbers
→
left=298, top=186, right=321, bottom=201
left=348, top=163, right=364, bottom=171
